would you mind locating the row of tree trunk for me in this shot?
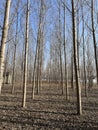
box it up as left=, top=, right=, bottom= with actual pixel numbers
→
left=0, top=0, right=97, bottom=116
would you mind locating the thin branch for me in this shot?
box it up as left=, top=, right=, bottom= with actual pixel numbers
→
left=61, top=0, right=72, bottom=14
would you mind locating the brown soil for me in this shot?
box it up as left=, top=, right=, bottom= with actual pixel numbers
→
left=0, top=84, right=98, bottom=130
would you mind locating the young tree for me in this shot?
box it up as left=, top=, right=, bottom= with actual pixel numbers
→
left=22, top=0, right=29, bottom=108
left=72, top=0, right=82, bottom=115
left=71, top=47, right=74, bottom=89
left=12, top=12, right=19, bottom=93
left=0, top=0, right=11, bottom=94
left=91, top=0, right=98, bottom=84
left=81, top=1, right=87, bottom=96
left=32, top=41, right=38, bottom=99
left=63, top=1, right=69, bottom=100
left=58, top=1, right=63, bottom=95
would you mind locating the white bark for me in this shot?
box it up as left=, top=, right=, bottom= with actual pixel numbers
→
left=0, top=0, right=11, bottom=94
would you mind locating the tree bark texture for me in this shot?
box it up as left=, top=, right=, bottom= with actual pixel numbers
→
left=22, top=0, right=29, bottom=108
left=0, top=0, right=11, bottom=94
left=72, top=0, right=82, bottom=115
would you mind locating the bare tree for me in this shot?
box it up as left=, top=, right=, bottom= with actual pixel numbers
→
left=12, top=12, right=19, bottom=93
left=3, top=44, right=10, bottom=86
left=81, top=1, right=87, bottom=96
left=63, top=1, right=69, bottom=100
left=91, top=0, right=98, bottom=84
left=32, top=41, right=38, bottom=99
left=76, top=1, right=80, bottom=73
left=71, top=47, right=74, bottom=89
left=86, top=35, right=94, bottom=90
left=72, top=0, right=82, bottom=115
left=0, top=0, right=11, bottom=94
left=22, top=0, right=29, bottom=108
left=58, top=1, right=63, bottom=95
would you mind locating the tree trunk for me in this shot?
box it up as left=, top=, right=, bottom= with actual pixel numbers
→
left=22, top=0, right=29, bottom=108
left=3, top=45, right=9, bottom=87
left=32, top=41, right=38, bottom=99
left=59, top=48, right=63, bottom=95
left=91, top=0, right=98, bottom=84
left=0, top=0, right=11, bottom=94
left=12, top=11, right=19, bottom=93
left=72, top=0, right=82, bottom=115
left=59, top=1, right=63, bottom=95
left=71, top=49, right=74, bottom=89
left=12, top=44, right=16, bottom=93
left=36, top=37, right=40, bottom=94
left=81, top=2, right=87, bottom=97
left=76, top=2, right=80, bottom=73
left=63, top=4, right=68, bottom=100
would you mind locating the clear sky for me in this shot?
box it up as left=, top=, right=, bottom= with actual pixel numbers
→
left=0, top=0, right=98, bottom=72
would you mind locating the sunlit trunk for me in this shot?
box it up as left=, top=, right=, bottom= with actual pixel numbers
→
left=0, top=0, right=11, bottom=94
left=22, top=0, right=29, bottom=107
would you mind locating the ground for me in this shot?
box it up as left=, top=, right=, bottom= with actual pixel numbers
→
left=0, top=84, right=98, bottom=130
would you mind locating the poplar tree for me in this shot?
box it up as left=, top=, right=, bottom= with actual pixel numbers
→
left=72, top=0, right=82, bottom=115
left=0, top=0, right=11, bottom=94
left=22, top=0, right=29, bottom=107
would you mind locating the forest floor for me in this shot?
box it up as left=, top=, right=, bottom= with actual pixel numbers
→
left=0, top=83, right=98, bottom=130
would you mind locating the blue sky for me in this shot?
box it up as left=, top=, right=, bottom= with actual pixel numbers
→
left=0, top=0, right=98, bottom=72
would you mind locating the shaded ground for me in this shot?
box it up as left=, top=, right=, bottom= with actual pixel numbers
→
left=0, top=84, right=98, bottom=130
